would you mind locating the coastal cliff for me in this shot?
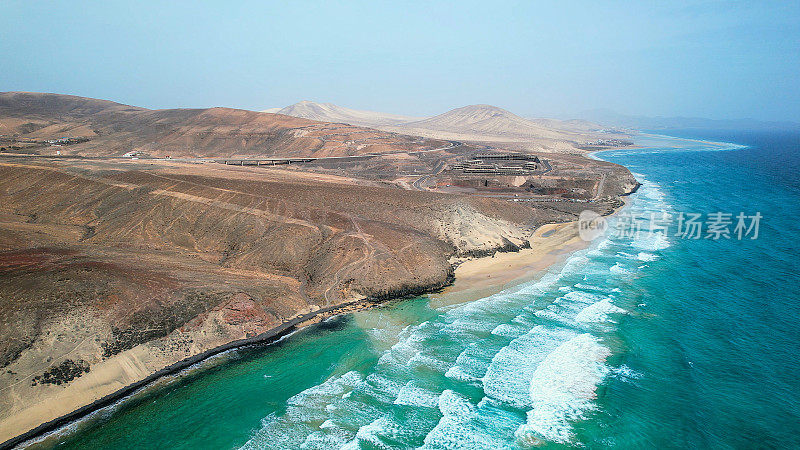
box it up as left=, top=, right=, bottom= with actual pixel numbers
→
left=0, top=93, right=638, bottom=446
left=0, top=158, right=636, bottom=444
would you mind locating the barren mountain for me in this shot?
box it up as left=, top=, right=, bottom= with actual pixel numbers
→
left=0, top=155, right=597, bottom=442
left=0, top=92, right=445, bottom=158
left=378, top=104, right=625, bottom=152
left=401, top=105, right=566, bottom=137
left=267, top=101, right=630, bottom=153
left=277, top=100, right=420, bottom=128
left=526, top=117, right=604, bottom=133
left=0, top=93, right=638, bottom=445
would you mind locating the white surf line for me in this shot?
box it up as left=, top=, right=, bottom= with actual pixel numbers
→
left=241, top=182, right=673, bottom=448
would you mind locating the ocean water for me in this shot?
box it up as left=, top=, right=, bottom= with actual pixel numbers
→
left=31, top=130, right=800, bottom=449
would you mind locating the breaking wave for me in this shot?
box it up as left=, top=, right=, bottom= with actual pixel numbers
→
left=515, top=334, right=611, bottom=446
left=237, top=173, right=671, bottom=449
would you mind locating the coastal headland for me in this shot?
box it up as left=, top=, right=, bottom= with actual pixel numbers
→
left=0, top=92, right=638, bottom=446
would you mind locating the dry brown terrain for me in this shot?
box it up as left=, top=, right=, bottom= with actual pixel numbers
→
left=386, top=105, right=629, bottom=153
left=0, top=92, right=447, bottom=159
left=272, top=101, right=631, bottom=153
left=0, top=92, right=638, bottom=444
left=276, top=101, right=420, bottom=128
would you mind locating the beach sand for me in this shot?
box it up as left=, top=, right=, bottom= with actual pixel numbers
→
left=2, top=221, right=588, bottom=447
left=429, top=221, right=586, bottom=309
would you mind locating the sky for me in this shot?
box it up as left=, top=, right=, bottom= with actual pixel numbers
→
left=1, top=1, right=798, bottom=121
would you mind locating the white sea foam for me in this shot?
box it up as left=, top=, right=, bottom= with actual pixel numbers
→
left=597, top=239, right=614, bottom=251
left=483, top=326, right=576, bottom=409
left=559, top=254, right=591, bottom=276
left=632, top=232, right=671, bottom=251
left=319, top=419, right=337, bottom=429
left=575, top=298, right=626, bottom=323
left=365, top=373, right=403, bottom=403
left=612, top=364, right=643, bottom=382
left=447, top=316, right=498, bottom=335
left=491, top=322, right=526, bottom=338
left=445, top=342, right=499, bottom=383
left=420, top=390, right=501, bottom=449
left=515, top=334, right=611, bottom=446
left=510, top=312, right=537, bottom=329
left=378, top=338, right=420, bottom=367
left=341, top=415, right=396, bottom=449
left=533, top=307, right=561, bottom=322
left=407, top=351, right=451, bottom=372
left=609, top=262, right=633, bottom=275
left=444, top=365, right=480, bottom=383
left=304, top=428, right=352, bottom=449
left=394, top=381, right=439, bottom=408
left=286, top=370, right=364, bottom=408
left=637, top=252, right=658, bottom=261
left=562, top=290, right=604, bottom=304
left=522, top=271, right=562, bottom=294
left=241, top=417, right=318, bottom=449
left=573, top=283, right=605, bottom=292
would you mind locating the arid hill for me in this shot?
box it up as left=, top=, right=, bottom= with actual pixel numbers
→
left=0, top=92, right=638, bottom=445
left=526, top=117, right=607, bottom=133
left=401, top=104, right=571, bottom=138
left=385, top=104, right=619, bottom=152
left=0, top=155, right=615, bottom=442
left=276, top=100, right=420, bottom=128
left=270, top=101, right=629, bottom=153
left=0, top=92, right=446, bottom=158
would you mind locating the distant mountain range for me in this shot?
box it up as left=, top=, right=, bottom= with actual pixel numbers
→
left=267, top=101, right=799, bottom=134
left=575, top=109, right=800, bottom=131
left=267, top=101, right=624, bottom=152
left=0, top=92, right=446, bottom=158
left=399, top=104, right=573, bottom=139
left=269, top=101, right=420, bottom=128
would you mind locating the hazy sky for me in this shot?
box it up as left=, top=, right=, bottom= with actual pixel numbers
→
left=2, top=1, right=798, bottom=121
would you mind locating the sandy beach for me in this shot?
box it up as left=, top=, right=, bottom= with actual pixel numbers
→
left=1, top=219, right=590, bottom=448
left=429, top=221, right=586, bottom=309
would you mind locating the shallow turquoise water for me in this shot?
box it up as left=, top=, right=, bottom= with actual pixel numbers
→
left=32, top=131, right=800, bottom=448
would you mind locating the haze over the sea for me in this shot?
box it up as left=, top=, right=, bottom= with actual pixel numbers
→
left=1, top=1, right=798, bottom=122
left=2, top=2, right=800, bottom=448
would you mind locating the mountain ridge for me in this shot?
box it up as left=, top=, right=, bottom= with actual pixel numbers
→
left=276, top=100, right=420, bottom=128
left=0, top=92, right=446, bottom=158
left=270, top=101, right=623, bottom=152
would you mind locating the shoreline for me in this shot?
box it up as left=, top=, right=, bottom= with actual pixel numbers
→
left=2, top=222, right=590, bottom=449
left=1, top=298, right=382, bottom=449
left=3, top=151, right=636, bottom=449
left=429, top=221, right=587, bottom=309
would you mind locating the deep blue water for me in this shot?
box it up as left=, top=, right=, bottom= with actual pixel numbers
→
left=35, top=130, right=800, bottom=449
left=592, top=130, right=800, bottom=447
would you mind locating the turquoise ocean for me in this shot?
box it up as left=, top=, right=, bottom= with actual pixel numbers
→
left=30, top=131, right=800, bottom=449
